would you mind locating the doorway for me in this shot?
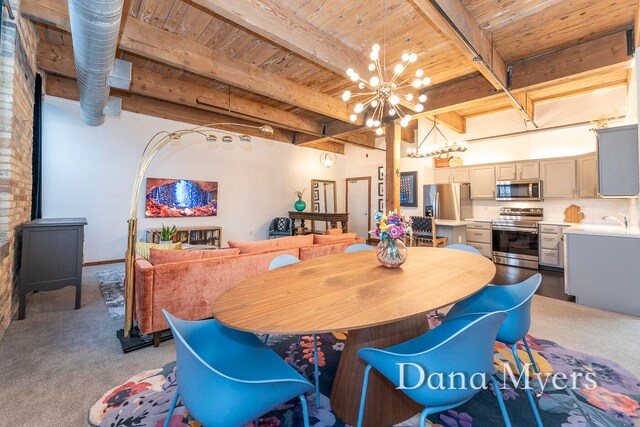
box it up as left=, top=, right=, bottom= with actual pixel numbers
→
left=346, top=177, right=371, bottom=241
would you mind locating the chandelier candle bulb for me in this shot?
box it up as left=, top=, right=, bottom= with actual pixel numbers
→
left=342, top=91, right=351, bottom=101
left=394, top=63, right=404, bottom=75
left=419, top=94, right=427, bottom=103
left=402, top=53, right=410, bottom=61
left=406, top=94, right=414, bottom=101
left=368, top=63, right=376, bottom=71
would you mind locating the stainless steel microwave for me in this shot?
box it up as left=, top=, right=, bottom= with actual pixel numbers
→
left=495, top=180, right=543, bottom=201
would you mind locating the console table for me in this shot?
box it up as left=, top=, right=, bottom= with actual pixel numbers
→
left=288, top=211, right=349, bottom=235
left=146, top=226, right=222, bottom=248
left=19, top=218, right=87, bottom=319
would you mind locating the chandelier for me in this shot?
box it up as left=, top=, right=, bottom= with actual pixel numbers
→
left=341, top=44, right=431, bottom=136
left=407, top=118, right=468, bottom=158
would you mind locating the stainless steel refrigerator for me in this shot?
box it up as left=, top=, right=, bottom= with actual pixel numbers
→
left=423, top=183, right=472, bottom=220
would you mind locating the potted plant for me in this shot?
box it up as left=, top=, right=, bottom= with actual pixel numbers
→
left=159, top=224, right=177, bottom=244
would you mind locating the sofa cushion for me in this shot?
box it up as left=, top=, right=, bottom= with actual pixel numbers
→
left=299, top=238, right=366, bottom=260
left=313, top=232, right=357, bottom=245
left=228, top=235, right=313, bottom=254
left=324, top=228, right=343, bottom=235
left=149, top=247, right=240, bottom=265
left=135, top=241, right=182, bottom=260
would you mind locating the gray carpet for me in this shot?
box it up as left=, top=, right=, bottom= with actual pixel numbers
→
left=0, top=263, right=638, bottom=426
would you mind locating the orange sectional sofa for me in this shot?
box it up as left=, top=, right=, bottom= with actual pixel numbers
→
left=134, top=234, right=365, bottom=337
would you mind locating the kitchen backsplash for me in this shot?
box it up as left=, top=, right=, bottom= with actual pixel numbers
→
left=471, top=198, right=636, bottom=224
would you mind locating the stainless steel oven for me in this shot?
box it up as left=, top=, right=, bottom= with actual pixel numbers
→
left=492, top=208, right=543, bottom=269
left=496, top=180, right=543, bottom=201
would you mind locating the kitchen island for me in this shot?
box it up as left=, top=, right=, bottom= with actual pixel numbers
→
left=564, top=224, right=640, bottom=316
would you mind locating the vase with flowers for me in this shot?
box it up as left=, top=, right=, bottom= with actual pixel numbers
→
left=371, top=210, right=412, bottom=268
left=293, top=188, right=306, bottom=212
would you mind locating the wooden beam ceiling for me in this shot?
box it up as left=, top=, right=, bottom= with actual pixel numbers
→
left=44, top=74, right=346, bottom=154
left=418, top=30, right=632, bottom=117
left=37, top=40, right=377, bottom=148
left=22, top=0, right=359, bottom=124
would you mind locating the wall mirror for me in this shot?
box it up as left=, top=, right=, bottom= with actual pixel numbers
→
left=311, top=179, right=337, bottom=213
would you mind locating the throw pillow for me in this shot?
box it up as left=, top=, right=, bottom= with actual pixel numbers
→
left=324, top=228, right=343, bottom=235
left=149, top=247, right=240, bottom=265
left=275, top=218, right=290, bottom=232
left=135, top=241, right=182, bottom=260
left=313, top=233, right=357, bottom=245
left=228, top=235, right=314, bottom=254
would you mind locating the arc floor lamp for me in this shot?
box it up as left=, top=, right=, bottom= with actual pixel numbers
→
left=120, top=123, right=274, bottom=348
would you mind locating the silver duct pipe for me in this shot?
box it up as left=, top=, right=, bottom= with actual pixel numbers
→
left=68, top=0, right=125, bottom=126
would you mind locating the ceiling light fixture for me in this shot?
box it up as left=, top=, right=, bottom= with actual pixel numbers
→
left=320, top=151, right=337, bottom=168
left=341, top=0, right=431, bottom=135
left=407, top=118, right=468, bottom=158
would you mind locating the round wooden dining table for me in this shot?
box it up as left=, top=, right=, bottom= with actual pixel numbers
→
left=212, top=247, right=496, bottom=426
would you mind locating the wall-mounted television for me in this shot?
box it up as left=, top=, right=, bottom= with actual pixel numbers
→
left=145, top=178, right=218, bottom=217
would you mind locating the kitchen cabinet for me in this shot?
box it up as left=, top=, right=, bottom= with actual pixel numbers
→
left=518, top=162, right=540, bottom=180
left=541, top=158, right=576, bottom=198
left=495, top=164, right=516, bottom=181
left=434, top=167, right=470, bottom=184
left=538, top=224, right=569, bottom=268
left=565, top=230, right=640, bottom=316
left=470, top=166, right=495, bottom=199
left=465, top=221, right=492, bottom=258
left=577, top=154, right=598, bottom=198
left=596, top=125, right=640, bottom=197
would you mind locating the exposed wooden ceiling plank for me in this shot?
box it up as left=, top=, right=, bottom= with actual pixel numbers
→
left=409, top=0, right=508, bottom=89
left=43, top=73, right=346, bottom=154
left=418, top=30, right=632, bottom=117
left=22, top=0, right=357, bottom=123
left=189, top=0, right=369, bottom=78
left=37, top=40, right=325, bottom=135
left=512, top=93, right=535, bottom=122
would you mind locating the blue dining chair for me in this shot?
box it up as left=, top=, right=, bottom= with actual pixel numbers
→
left=357, top=311, right=511, bottom=427
left=162, top=310, right=313, bottom=427
left=268, top=254, right=321, bottom=409
left=446, top=243, right=482, bottom=255
left=444, top=274, right=543, bottom=427
left=345, top=243, right=374, bottom=253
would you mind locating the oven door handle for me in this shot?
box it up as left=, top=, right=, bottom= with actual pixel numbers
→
left=492, top=226, right=539, bottom=233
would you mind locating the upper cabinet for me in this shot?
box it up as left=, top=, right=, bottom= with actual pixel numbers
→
left=542, top=158, right=576, bottom=198
left=518, top=162, right=540, bottom=180
left=495, top=164, right=516, bottom=181
left=577, top=154, right=598, bottom=199
left=434, top=167, right=470, bottom=184
left=596, top=125, right=640, bottom=197
left=495, top=162, right=539, bottom=181
left=470, top=166, right=496, bottom=199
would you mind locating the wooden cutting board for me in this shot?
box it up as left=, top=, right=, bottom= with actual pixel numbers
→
left=564, top=204, right=585, bottom=223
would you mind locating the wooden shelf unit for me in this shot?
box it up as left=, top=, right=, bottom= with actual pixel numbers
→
left=146, top=226, right=222, bottom=248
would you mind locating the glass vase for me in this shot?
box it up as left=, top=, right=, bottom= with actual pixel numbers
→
left=376, top=238, right=408, bottom=268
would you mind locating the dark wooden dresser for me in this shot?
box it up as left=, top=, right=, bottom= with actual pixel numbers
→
left=19, top=218, right=87, bottom=319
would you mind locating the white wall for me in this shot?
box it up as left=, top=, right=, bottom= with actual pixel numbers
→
left=42, top=97, right=346, bottom=262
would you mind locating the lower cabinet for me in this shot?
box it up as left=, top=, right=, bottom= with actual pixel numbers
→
left=465, top=222, right=492, bottom=258
left=538, top=224, right=569, bottom=268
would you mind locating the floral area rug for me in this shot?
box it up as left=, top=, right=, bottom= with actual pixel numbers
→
left=95, top=269, right=125, bottom=320
left=90, top=319, right=640, bottom=427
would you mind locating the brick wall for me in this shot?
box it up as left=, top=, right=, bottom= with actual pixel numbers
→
left=0, top=1, right=37, bottom=338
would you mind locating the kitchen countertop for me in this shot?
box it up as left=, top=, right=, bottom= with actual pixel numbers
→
left=564, top=224, right=640, bottom=238
left=539, top=220, right=573, bottom=226
left=463, top=218, right=492, bottom=223
left=434, top=219, right=471, bottom=226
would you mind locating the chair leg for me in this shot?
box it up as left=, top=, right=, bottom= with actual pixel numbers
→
left=522, top=338, right=540, bottom=374
left=153, top=331, right=161, bottom=348
left=511, top=344, right=543, bottom=427
left=491, top=376, right=512, bottom=427
left=419, top=408, right=429, bottom=427
left=313, top=334, right=320, bottom=408
left=298, top=394, right=310, bottom=427
left=163, top=390, right=180, bottom=427
left=262, top=334, right=270, bottom=345
left=356, top=364, right=372, bottom=427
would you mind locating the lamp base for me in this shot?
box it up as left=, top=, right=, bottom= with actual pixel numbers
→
left=116, top=326, right=173, bottom=353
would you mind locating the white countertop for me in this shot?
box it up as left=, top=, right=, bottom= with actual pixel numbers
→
left=463, top=218, right=492, bottom=223
left=434, top=219, right=471, bottom=226
left=539, top=220, right=573, bottom=226
left=565, top=224, right=640, bottom=238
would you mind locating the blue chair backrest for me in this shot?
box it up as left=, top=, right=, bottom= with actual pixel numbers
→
left=446, top=244, right=481, bottom=255
left=269, top=254, right=300, bottom=270
left=496, top=274, right=541, bottom=344
left=359, top=311, right=507, bottom=407
left=345, top=243, right=374, bottom=253
left=270, top=217, right=291, bottom=232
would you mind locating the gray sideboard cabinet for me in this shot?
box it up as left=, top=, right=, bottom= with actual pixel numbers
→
left=18, top=218, right=88, bottom=319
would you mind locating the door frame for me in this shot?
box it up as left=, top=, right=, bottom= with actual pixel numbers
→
left=345, top=176, right=372, bottom=239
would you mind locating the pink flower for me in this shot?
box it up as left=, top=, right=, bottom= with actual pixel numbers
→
left=388, top=225, right=401, bottom=239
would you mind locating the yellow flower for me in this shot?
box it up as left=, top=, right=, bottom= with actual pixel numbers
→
left=380, top=223, right=389, bottom=232
left=381, top=215, right=387, bottom=222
